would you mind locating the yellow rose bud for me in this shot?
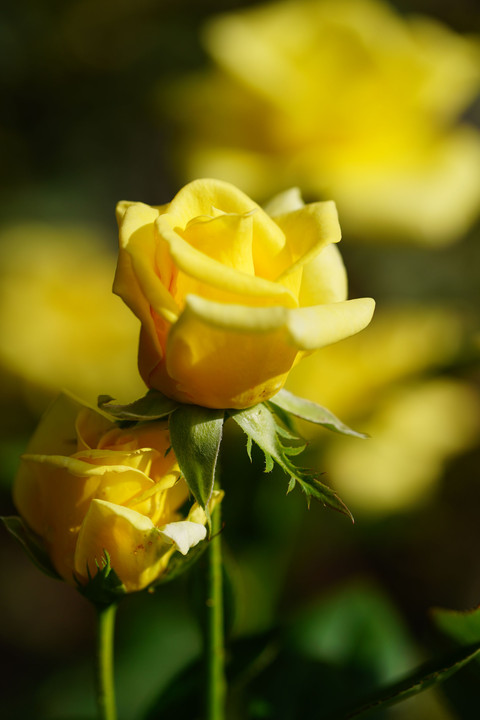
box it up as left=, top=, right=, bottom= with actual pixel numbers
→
left=114, top=178, right=374, bottom=409
left=13, top=393, right=212, bottom=593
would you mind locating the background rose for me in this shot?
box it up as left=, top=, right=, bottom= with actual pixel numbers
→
left=114, top=178, right=374, bottom=409
left=286, top=306, right=480, bottom=514
left=169, top=0, right=480, bottom=244
left=13, top=393, right=210, bottom=593
left=0, top=224, right=145, bottom=410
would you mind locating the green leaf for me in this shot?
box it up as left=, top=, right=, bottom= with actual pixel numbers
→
left=269, top=389, right=368, bottom=439
left=1, top=515, right=61, bottom=579
left=293, top=474, right=353, bottom=521
left=230, top=403, right=299, bottom=471
left=98, top=389, right=179, bottom=421
left=76, top=550, right=126, bottom=607
left=229, top=404, right=352, bottom=520
left=331, top=643, right=480, bottom=719
left=169, top=405, right=224, bottom=524
left=289, top=581, right=416, bottom=680
left=432, top=605, right=480, bottom=646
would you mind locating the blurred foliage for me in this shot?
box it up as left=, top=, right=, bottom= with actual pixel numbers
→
left=1, top=1, right=480, bottom=719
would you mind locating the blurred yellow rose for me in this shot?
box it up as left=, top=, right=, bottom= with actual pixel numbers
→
left=286, top=306, right=465, bottom=422
left=325, top=379, right=480, bottom=513
left=0, top=223, right=145, bottom=408
left=171, top=0, right=480, bottom=243
left=13, top=393, right=214, bottom=592
left=286, top=306, right=480, bottom=513
left=114, top=178, right=374, bottom=409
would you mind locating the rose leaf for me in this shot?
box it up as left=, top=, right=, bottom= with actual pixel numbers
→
left=169, top=405, right=224, bottom=528
left=98, top=389, right=179, bottom=422
left=1, top=515, right=61, bottom=580
left=229, top=403, right=352, bottom=520
left=269, top=389, right=368, bottom=438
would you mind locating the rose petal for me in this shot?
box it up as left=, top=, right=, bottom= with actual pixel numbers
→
left=156, top=213, right=297, bottom=308
left=157, top=294, right=374, bottom=407
left=287, top=298, right=376, bottom=351
left=158, top=520, right=207, bottom=555
left=299, top=243, right=347, bottom=305
left=180, top=211, right=255, bottom=275
left=114, top=202, right=179, bottom=326
left=263, top=187, right=304, bottom=216
left=74, top=499, right=173, bottom=591
left=163, top=178, right=290, bottom=282
left=275, top=200, right=342, bottom=277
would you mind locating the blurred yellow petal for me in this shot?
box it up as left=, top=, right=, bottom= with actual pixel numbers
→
left=326, top=380, right=480, bottom=514
left=329, top=127, right=480, bottom=243
left=76, top=407, right=116, bottom=452
left=286, top=306, right=465, bottom=421
left=0, top=225, right=145, bottom=405
left=173, top=0, right=480, bottom=243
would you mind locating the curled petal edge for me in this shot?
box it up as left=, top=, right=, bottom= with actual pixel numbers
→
left=177, top=294, right=376, bottom=350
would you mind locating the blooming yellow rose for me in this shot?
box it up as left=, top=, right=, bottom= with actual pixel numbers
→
left=13, top=393, right=214, bottom=593
left=170, top=0, right=480, bottom=243
left=114, top=178, right=374, bottom=409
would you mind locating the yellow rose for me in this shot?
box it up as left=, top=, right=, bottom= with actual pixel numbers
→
left=285, top=306, right=480, bottom=514
left=0, top=223, right=145, bottom=407
left=324, top=379, right=480, bottom=514
left=286, top=306, right=465, bottom=422
left=13, top=393, right=213, bottom=593
left=114, top=178, right=374, bottom=409
left=170, top=0, right=480, bottom=243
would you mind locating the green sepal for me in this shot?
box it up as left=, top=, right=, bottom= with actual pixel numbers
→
left=169, top=405, right=224, bottom=530
left=269, top=389, right=368, bottom=439
left=75, top=550, right=126, bottom=608
left=229, top=403, right=353, bottom=520
left=98, top=389, right=179, bottom=422
left=331, top=643, right=480, bottom=719
left=431, top=604, right=480, bottom=646
left=1, top=515, right=61, bottom=580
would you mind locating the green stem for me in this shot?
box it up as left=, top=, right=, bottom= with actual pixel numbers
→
left=95, top=603, right=118, bottom=720
left=206, top=502, right=226, bottom=720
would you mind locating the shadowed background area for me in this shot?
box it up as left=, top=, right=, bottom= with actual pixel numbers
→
left=1, top=1, right=480, bottom=718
